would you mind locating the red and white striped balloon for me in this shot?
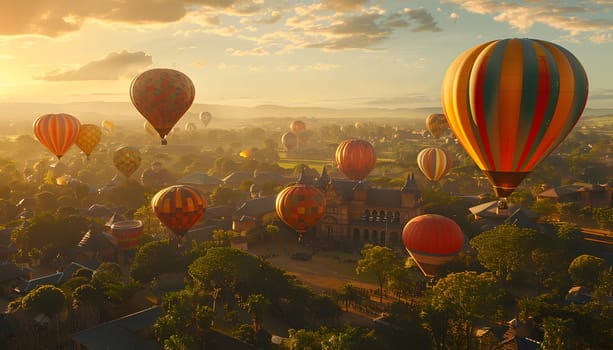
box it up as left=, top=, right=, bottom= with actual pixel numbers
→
left=33, top=113, right=81, bottom=159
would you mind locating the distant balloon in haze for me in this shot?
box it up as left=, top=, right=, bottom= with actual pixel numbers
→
left=425, top=114, right=448, bottom=138
left=113, top=146, right=142, bottom=178
left=199, top=112, right=212, bottom=127
left=416, top=147, right=453, bottom=182
left=281, top=132, right=298, bottom=151
left=75, top=124, right=102, bottom=158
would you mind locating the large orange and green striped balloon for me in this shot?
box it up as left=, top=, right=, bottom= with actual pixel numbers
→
left=152, top=185, right=207, bottom=237
left=417, top=147, right=453, bottom=182
left=33, top=113, right=81, bottom=159
left=442, top=38, right=588, bottom=198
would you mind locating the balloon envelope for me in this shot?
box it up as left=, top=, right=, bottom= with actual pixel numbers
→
left=442, top=38, right=588, bottom=198
left=402, top=214, right=464, bottom=277
left=426, top=114, right=448, bottom=138
left=275, top=184, right=326, bottom=234
left=151, top=185, right=206, bottom=237
left=417, top=147, right=453, bottom=182
left=75, top=124, right=102, bottom=157
left=113, top=146, right=142, bottom=178
left=110, top=220, right=144, bottom=250
left=281, top=132, right=298, bottom=151
left=130, top=68, right=195, bottom=144
left=199, top=112, right=212, bottom=126
left=335, top=139, right=376, bottom=181
left=101, top=120, right=114, bottom=135
left=33, top=113, right=81, bottom=159
left=290, top=120, right=306, bottom=135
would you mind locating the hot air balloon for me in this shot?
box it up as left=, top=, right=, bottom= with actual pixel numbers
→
left=416, top=147, right=453, bottom=182
left=113, top=146, right=142, bottom=178
left=290, top=120, right=306, bottom=135
left=101, top=120, right=114, bottom=135
left=402, top=214, right=464, bottom=277
left=275, top=174, right=326, bottom=239
left=185, top=122, right=197, bottom=133
left=130, top=68, right=195, bottom=145
left=426, top=113, right=448, bottom=138
left=151, top=185, right=206, bottom=237
left=33, top=113, right=81, bottom=159
left=199, top=111, right=212, bottom=127
left=335, top=139, right=376, bottom=182
left=75, top=124, right=102, bottom=158
left=442, top=38, right=588, bottom=199
left=110, top=220, right=144, bottom=250
left=281, top=132, right=297, bottom=151
left=239, top=149, right=252, bottom=159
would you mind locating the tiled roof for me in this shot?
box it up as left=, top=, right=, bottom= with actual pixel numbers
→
left=235, top=196, right=276, bottom=217
left=178, top=172, right=223, bottom=186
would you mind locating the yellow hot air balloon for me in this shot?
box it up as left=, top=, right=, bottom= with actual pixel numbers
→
left=113, top=146, right=142, bottom=178
left=75, top=124, right=102, bottom=158
left=101, top=120, right=114, bottom=135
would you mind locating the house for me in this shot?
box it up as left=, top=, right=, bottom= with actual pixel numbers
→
left=537, top=182, right=612, bottom=208
left=72, top=306, right=163, bottom=350
left=469, top=201, right=540, bottom=231
left=75, top=224, right=118, bottom=263
left=177, top=172, right=223, bottom=194
left=13, top=261, right=96, bottom=294
left=0, top=262, right=30, bottom=295
left=232, top=196, right=276, bottom=233
left=222, top=171, right=289, bottom=186
left=313, top=169, right=423, bottom=248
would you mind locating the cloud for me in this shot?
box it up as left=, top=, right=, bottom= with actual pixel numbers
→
left=306, top=63, right=339, bottom=71
left=322, top=0, right=370, bottom=11
left=363, top=93, right=440, bottom=106
left=0, top=0, right=266, bottom=37
left=282, top=6, right=441, bottom=51
left=403, top=8, right=442, bottom=32
left=443, top=0, right=613, bottom=40
left=240, top=10, right=282, bottom=24
left=37, top=51, right=152, bottom=81
left=226, top=47, right=269, bottom=56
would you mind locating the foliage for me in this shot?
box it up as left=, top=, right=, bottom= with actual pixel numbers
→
left=242, top=294, right=270, bottom=331
left=130, top=240, right=187, bottom=283
left=92, top=262, right=140, bottom=304
left=21, top=285, right=66, bottom=317
left=356, top=244, right=402, bottom=303
left=541, top=317, right=579, bottom=350
left=568, top=254, right=608, bottom=288
left=470, top=224, right=543, bottom=282
left=72, top=284, right=103, bottom=309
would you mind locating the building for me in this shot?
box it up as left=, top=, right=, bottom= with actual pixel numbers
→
left=537, top=182, right=613, bottom=208
left=313, top=169, right=423, bottom=248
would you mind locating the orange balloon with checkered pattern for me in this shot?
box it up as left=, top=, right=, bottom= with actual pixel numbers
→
left=275, top=184, right=326, bottom=234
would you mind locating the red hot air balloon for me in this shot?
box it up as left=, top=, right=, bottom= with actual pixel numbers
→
left=281, top=132, right=298, bottom=151
left=130, top=68, right=195, bottom=145
left=402, top=214, right=464, bottom=277
left=442, top=38, right=588, bottom=199
left=275, top=173, right=326, bottom=239
left=110, top=220, right=144, bottom=250
left=335, top=139, right=377, bottom=182
left=33, top=113, right=81, bottom=159
left=151, top=185, right=206, bottom=237
left=290, top=120, right=306, bottom=135
left=426, top=113, right=449, bottom=138
left=417, top=147, right=453, bottom=182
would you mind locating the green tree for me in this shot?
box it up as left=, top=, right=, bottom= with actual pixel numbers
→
left=470, top=224, right=541, bottom=282
left=130, top=240, right=186, bottom=283
left=21, top=285, right=66, bottom=317
left=356, top=244, right=402, bottom=303
left=541, top=317, right=578, bottom=350
left=242, top=294, right=270, bottom=331
left=568, top=254, right=608, bottom=288
left=336, top=283, right=363, bottom=312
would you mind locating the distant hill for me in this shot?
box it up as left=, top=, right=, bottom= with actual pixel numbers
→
left=1, top=101, right=610, bottom=129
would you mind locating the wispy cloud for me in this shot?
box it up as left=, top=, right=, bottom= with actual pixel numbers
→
left=444, top=0, right=613, bottom=43
left=36, top=51, right=152, bottom=81
left=226, top=47, right=269, bottom=56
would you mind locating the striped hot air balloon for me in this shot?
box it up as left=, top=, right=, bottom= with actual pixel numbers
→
left=442, top=38, right=588, bottom=198
left=335, top=139, right=377, bottom=182
left=402, top=214, right=464, bottom=277
left=75, top=124, right=102, bottom=158
left=33, top=113, right=81, bottom=159
left=110, top=220, right=144, bottom=250
left=416, top=147, right=453, bottom=182
left=151, top=185, right=207, bottom=237
left=281, top=132, right=297, bottom=151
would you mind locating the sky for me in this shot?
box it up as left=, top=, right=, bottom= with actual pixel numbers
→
left=0, top=0, right=612, bottom=109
